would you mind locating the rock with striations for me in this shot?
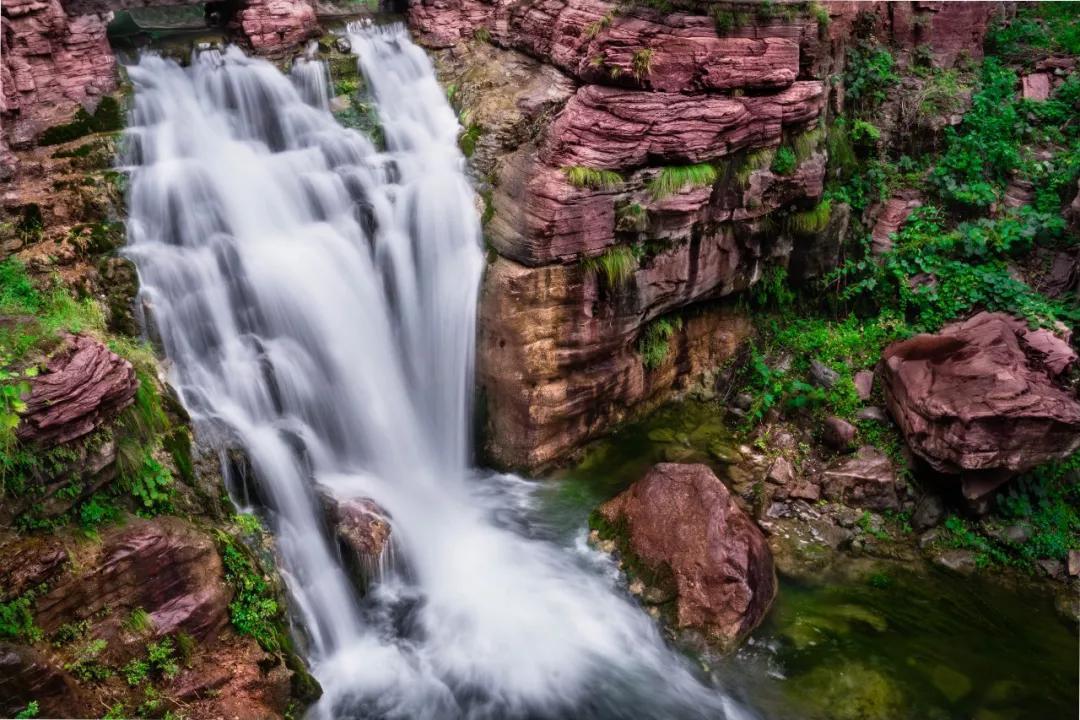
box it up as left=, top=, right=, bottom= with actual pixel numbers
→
left=0, top=643, right=91, bottom=719
left=228, top=0, right=321, bottom=54
left=879, top=312, right=1080, bottom=499
left=16, top=333, right=138, bottom=447
left=596, top=463, right=776, bottom=648
left=820, top=446, right=901, bottom=512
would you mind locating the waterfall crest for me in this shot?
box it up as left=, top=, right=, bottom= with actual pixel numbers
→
left=124, top=23, right=753, bottom=720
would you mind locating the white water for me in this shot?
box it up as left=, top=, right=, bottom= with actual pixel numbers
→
left=124, top=23, right=755, bottom=720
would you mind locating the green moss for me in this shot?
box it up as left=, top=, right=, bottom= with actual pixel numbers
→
left=39, top=96, right=125, bottom=147
left=786, top=199, right=832, bottom=235
left=735, top=148, right=776, bottom=185
left=647, top=163, right=717, bottom=200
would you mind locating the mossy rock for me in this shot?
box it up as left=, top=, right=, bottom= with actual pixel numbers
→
left=791, top=662, right=904, bottom=720
left=39, top=97, right=125, bottom=146
left=708, top=440, right=742, bottom=464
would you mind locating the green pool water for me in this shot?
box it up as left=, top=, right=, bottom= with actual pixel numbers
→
left=539, top=399, right=1079, bottom=720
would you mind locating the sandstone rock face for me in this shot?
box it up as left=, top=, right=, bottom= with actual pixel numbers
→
left=16, top=333, right=138, bottom=447
left=820, top=446, right=901, bottom=512
left=0, top=643, right=90, bottom=719
left=35, top=517, right=231, bottom=641
left=880, top=312, right=1080, bottom=499
left=870, top=190, right=922, bottom=255
left=597, top=463, right=776, bottom=647
left=1, top=0, right=116, bottom=148
left=413, top=0, right=997, bottom=468
left=229, top=0, right=321, bottom=54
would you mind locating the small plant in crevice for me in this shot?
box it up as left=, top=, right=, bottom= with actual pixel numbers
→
left=770, top=147, right=798, bottom=176
left=458, top=122, right=483, bottom=158
left=563, top=166, right=623, bottom=191
left=582, top=246, right=639, bottom=289
left=637, top=315, right=683, bottom=371
left=583, top=11, right=615, bottom=40
left=615, top=201, right=648, bottom=232
left=647, top=163, right=717, bottom=200
left=65, top=638, right=112, bottom=682
left=843, top=40, right=899, bottom=116
left=217, top=532, right=282, bottom=653
left=0, top=589, right=43, bottom=643
left=473, top=27, right=491, bottom=43
left=124, top=607, right=153, bottom=634
left=736, top=148, right=776, bottom=186
left=791, top=125, right=826, bottom=162
left=849, top=119, right=881, bottom=151
left=631, top=48, right=654, bottom=81
left=785, top=199, right=832, bottom=235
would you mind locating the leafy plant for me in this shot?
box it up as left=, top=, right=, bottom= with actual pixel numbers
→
left=563, top=166, right=623, bottom=190
left=849, top=119, right=881, bottom=149
left=123, top=657, right=150, bottom=686
left=458, top=122, right=482, bottom=158
left=147, top=636, right=180, bottom=679
left=0, top=591, right=43, bottom=642
left=14, top=701, right=38, bottom=719
left=770, top=147, right=798, bottom=176
left=647, top=163, right=717, bottom=200
left=218, top=533, right=282, bottom=652
left=65, top=638, right=112, bottom=682
left=122, top=452, right=174, bottom=516
left=843, top=41, right=899, bottom=114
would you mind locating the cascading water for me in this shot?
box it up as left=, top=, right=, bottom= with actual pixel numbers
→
left=123, top=22, right=757, bottom=720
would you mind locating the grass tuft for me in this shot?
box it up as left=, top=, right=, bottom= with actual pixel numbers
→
left=647, top=163, right=717, bottom=200
left=736, top=148, right=776, bottom=186
left=786, top=200, right=833, bottom=235
left=563, top=166, right=623, bottom=190
left=582, top=246, right=639, bottom=288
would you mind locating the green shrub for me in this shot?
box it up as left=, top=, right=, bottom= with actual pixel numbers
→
left=647, top=163, right=717, bottom=200
left=843, top=42, right=898, bottom=114
left=458, top=123, right=482, bottom=158
left=850, top=119, right=881, bottom=149
left=14, top=701, right=38, bottom=720
left=637, top=315, right=683, bottom=370
left=582, top=246, right=639, bottom=288
left=124, top=607, right=153, bottom=634
left=736, top=148, right=776, bottom=185
left=0, top=591, right=43, bottom=643
left=770, top=147, right=798, bottom=175
left=65, top=638, right=112, bottom=682
left=147, top=636, right=180, bottom=679
left=563, top=166, right=623, bottom=190
left=217, top=533, right=282, bottom=652
left=122, top=657, right=150, bottom=686
left=792, top=125, right=826, bottom=161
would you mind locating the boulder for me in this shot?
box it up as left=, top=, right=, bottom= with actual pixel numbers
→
left=228, top=0, right=321, bottom=55
left=854, top=370, right=875, bottom=401
left=766, top=456, right=794, bottom=485
left=879, top=312, right=1080, bottom=499
left=1021, top=73, right=1053, bottom=101
left=822, top=415, right=857, bottom=452
left=820, top=446, right=901, bottom=512
left=809, top=359, right=840, bottom=389
left=16, top=333, right=138, bottom=447
left=319, top=493, right=393, bottom=595
left=596, top=463, right=776, bottom=648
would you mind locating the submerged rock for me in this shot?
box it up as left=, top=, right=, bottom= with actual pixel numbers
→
left=879, top=312, right=1080, bottom=500
left=595, top=463, right=776, bottom=648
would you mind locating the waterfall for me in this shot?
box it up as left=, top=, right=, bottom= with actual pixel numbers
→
left=123, top=23, right=755, bottom=720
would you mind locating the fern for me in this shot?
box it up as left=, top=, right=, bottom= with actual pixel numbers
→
left=647, top=163, right=717, bottom=200
left=563, top=166, right=623, bottom=190
left=582, top=246, right=638, bottom=288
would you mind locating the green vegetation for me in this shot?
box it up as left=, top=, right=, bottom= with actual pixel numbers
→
left=473, top=27, right=491, bottom=43
left=849, top=119, right=881, bottom=150
left=736, top=148, right=776, bottom=185
left=125, top=607, right=153, bottom=634
left=0, top=589, right=43, bottom=643
left=632, top=49, right=654, bottom=81
left=786, top=200, right=832, bottom=235
left=843, top=41, right=899, bottom=115
left=38, top=96, right=124, bottom=147
left=792, top=126, right=826, bottom=162
left=985, top=2, right=1080, bottom=62
left=584, top=11, right=615, bottom=39
left=217, top=532, right=282, bottom=652
left=637, top=315, right=683, bottom=370
left=65, top=638, right=112, bottom=682
left=647, top=163, right=717, bottom=200
left=563, top=165, right=623, bottom=191
left=582, top=246, right=639, bottom=288
left=14, top=702, right=38, bottom=719
left=615, top=202, right=648, bottom=232
left=458, top=120, right=483, bottom=158
left=770, top=146, right=798, bottom=176
left=334, top=77, right=360, bottom=98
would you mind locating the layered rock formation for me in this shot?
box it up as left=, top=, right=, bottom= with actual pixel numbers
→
left=595, top=463, right=776, bottom=647
left=1, top=0, right=320, bottom=152
left=879, top=312, right=1080, bottom=500
left=16, top=333, right=138, bottom=446
left=412, top=0, right=996, bottom=468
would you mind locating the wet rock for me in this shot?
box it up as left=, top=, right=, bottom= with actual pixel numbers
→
left=809, top=359, right=840, bottom=389
left=766, top=456, right=794, bottom=485
left=35, top=517, right=230, bottom=642
left=229, top=0, right=321, bottom=55
left=822, top=416, right=857, bottom=452
left=16, top=333, right=138, bottom=447
left=793, top=661, right=904, bottom=720
left=912, top=494, right=945, bottom=531
left=596, top=463, right=776, bottom=648
left=854, top=370, right=875, bottom=401
left=879, top=312, right=1080, bottom=500
left=319, top=493, right=392, bottom=595
left=0, top=536, right=68, bottom=600
left=708, top=441, right=742, bottom=465
left=820, top=447, right=900, bottom=512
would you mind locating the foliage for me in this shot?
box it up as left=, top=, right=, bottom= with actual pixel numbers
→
left=582, top=246, right=639, bottom=288
left=125, top=607, right=153, bottom=634
left=843, top=42, right=898, bottom=115
left=849, top=119, right=881, bottom=149
left=632, top=49, right=653, bottom=81
left=710, top=6, right=751, bottom=35
left=786, top=200, right=832, bottom=235
left=647, top=163, right=717, bottom=200
left=792, top=126, right=826, bottom=162
left=637, top=315, right=683, bottom=370
left=218, top=533, right=282, bottom=653
left=39, top=96, right=124, bottom=147
left=770, top=147, right=798, bottom=176
left=458, top=122, right=482, bottom=158
left=0, top=590, right=43, bottom=643
left=65, top=638, right=112, bottom=682
left=985, top=3, right=1080, bottom=62
left=563, top=166, right=623, bottom=190
left=473, top=27, right=491, bottom=43
left=334, top=77, right=359, bottom=98
left=123, top=657, right=150, bottom=687
left=147, top=636, right=180, bottom=679
left=14, top=702, right=38, bottom=719
left=736, top=148, right=776, bottom=185
left=825, top=121, right=857, bottom=179
left=583, top=11, right=615, bottom=39
left=994, top=454, right=1080, bottom=564
left=121, top=451, right=174, bottom=516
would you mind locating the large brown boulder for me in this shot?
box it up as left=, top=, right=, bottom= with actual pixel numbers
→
left=879, top=312, right=1080, bottom=499
left=820, top=446, right=901, bottom=512
left=596, top=463, right=776, bottom=648
left=16, top=333, right=138, bottom=447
